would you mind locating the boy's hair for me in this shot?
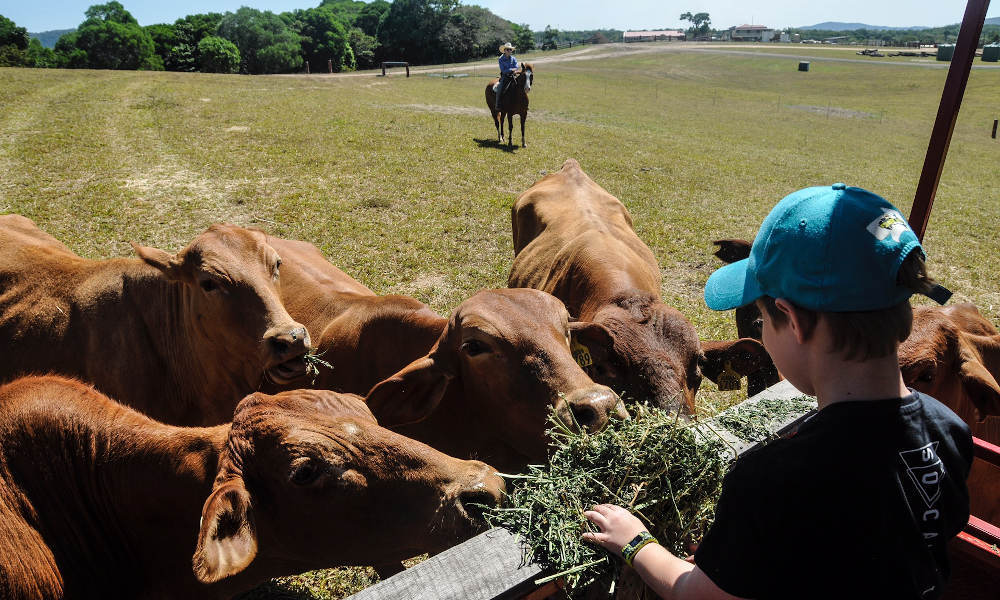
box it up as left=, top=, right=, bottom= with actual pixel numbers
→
left=760, top=251, right=937, bottom=361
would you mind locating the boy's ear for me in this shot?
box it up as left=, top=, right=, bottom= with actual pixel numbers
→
left=193, top=479, right=257, bottom=583
left=773, top=298, right=810, bottom=344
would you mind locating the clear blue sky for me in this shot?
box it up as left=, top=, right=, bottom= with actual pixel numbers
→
left=3, top=0, right=998, bottom=33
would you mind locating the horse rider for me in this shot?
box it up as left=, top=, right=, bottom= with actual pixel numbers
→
left=495, top=42, right=519, bottom=112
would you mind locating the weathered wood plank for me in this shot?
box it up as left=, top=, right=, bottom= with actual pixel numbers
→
left=346, top=527, right=543, bottom=600
left=348, top=380, right=814, bottom=600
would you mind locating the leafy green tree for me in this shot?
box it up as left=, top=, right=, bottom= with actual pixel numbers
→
left=283, top=6, right=353, bottom=72
left=347, top=26, right=378, bottom=69
left=145, top=23, right=177, bottom=66
left=354, top=0, right=390, bottom=37
left=0, top=14, right=29, bottom=49
left=512, top=23, right=534, bottom=52
left=680, top=11, right=711, bottom=36
left=541, top=25, right=558, bottom=50
left=68, top=2, right=158, bottom=69
left=0, top=14, right=30, bottom=66
left=54, top=31, right=88, bottom=67
left=197, top=35, right=239, bottom=73
left=217, top=7, right=302, bottom=74
left=166, top=12, right=223, bottom=71
left=377, top=0, right=458, bottom=63
left=27, top=38, right=59, bottom=67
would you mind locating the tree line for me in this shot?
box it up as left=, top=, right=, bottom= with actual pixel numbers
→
left=0, top=0, right=554, bottom=74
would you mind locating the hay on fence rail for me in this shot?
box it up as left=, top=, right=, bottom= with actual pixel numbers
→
left=486, top=397, right=814, bottom=598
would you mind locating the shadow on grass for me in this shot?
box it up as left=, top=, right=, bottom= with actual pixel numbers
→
left=473, top=137, right=519, bottom=153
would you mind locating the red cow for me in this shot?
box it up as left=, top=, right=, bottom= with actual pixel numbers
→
left=0, top=215, right=310, bottom=425
left=508, top=159, right=777, bottom=413
left=0, top=376, right=502, bottom=599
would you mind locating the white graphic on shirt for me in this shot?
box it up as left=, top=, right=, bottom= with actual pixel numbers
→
left=899, top=442, right=945, bottom=509
left=867, top=208, right=910, bottom=242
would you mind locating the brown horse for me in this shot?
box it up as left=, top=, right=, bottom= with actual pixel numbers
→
left=485, top=63, right=533, bottom=147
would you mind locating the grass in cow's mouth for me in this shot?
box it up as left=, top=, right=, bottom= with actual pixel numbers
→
left=484, top=397, right=814, bottom=597
left=303, top=350, right=334, bottom=384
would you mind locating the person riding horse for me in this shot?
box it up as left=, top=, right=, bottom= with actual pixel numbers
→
left=495, top=42, right=519, bottom=112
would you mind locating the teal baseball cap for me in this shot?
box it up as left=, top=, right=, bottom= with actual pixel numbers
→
left=704, top=183, right=949, bottom=312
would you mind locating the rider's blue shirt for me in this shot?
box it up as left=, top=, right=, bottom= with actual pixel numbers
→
left=499, top=54, right=519, bottom=74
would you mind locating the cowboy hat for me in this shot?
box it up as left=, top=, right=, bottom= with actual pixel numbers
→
left=499, top=42, right=515, bottom=52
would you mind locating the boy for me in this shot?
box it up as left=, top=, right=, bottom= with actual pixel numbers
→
left=495, top=42, right=519, bottom=112
left=583, top=184, right=973, bottom=599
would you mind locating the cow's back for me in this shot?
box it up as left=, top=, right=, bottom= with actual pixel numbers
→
left=264, top=235, right=445, bottom=395
left=509, top=159, right=661, bottom=314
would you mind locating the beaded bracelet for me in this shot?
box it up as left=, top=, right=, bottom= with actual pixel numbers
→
left=621, top=530, right=659, bottom=567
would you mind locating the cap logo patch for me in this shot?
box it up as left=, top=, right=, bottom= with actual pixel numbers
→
left=867, top=208, right=910, bottom=242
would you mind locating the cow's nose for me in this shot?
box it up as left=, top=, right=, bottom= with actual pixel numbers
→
left=265, top=325, right=310, bottom=357
left=563, top=386, right=628, bottom=431
left=456, top=462, right=504, bottom=521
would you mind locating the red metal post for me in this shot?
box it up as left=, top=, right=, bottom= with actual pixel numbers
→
left=327, top=59, right=333, bottom=74
left=909, top=0, right=991, bottom=241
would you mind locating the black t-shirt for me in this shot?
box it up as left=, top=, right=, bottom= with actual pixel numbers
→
left=694, top=391, right=973, bottom=600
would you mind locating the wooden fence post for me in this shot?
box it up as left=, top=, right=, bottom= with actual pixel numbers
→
left=909, top=0, right=991, bottom=241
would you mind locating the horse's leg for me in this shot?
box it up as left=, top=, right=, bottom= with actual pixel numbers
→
left=507, top=112, right=514, bottom=147
left=493, top=109, right=502, bottom=143
left=520, top=111, right=527, bottom=148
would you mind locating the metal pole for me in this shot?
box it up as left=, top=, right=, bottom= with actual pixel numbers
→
left=909, top=0, right=991, bottom=241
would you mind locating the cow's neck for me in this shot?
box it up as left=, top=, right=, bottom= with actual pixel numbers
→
left=396, top=386, right=529, bottom=473
left=2, top=394, right=230, bottom=597
left=313, top=299, right=447, bottom=396
left=116, top=260, right=262, bottom=424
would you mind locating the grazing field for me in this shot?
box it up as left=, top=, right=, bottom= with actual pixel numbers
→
left=1, top=42, right=999, bottom=598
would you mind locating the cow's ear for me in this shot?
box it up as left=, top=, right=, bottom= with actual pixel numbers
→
left=365, top=353, right=454, bottom=427
left=959, top=334, right=1000, bottom=421
left=712, top=239, right=752, bottom=264
left=131, top=242, right=185, bottom=282
left=193, top=479, right=258, bottom=583
left=569, top=320, right=614, bottom=348
left=701, top=338, right=779, bottom=393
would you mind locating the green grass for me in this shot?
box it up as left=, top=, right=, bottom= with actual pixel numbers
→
left=2, top=43, right=998, bottom=597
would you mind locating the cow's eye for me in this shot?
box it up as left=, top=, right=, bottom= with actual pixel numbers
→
left=462, top=339, right=489, bottom=356
left=290, top=460, right=320, bottom=486
left=199, top=279, right=218, bottom=293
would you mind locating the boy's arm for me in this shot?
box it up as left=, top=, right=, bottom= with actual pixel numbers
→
left=583, top=504, right=749, bottom=600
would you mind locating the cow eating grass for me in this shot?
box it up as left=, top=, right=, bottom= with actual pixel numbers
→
left=0, top=376, right=503, bottom=599
left=262, top=234, right=629, bottom=474
left=0, top=215, right=310, bottom=426
left=508, top=159, right=777, bottom=413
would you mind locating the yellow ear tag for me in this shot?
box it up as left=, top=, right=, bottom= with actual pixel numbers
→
left=571, top=337, right=593, bottom=368
left=717, top=360, right=741, bottom=391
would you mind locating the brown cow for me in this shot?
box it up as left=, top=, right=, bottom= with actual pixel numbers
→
left=0, top=215, right=309, bottom=426
left=508, top=159, right=776, bottom=413
left=263, top=235, right=629, bottom=473
left=0, top=375, right=502, bottom=599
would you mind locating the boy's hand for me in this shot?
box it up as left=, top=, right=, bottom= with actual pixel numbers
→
left=582, top=503, right=648, bottom=556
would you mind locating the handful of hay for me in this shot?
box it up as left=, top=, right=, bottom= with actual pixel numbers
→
left=485, top=396, right=814, bottom=597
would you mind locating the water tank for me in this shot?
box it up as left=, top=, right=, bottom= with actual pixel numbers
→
left=983, top=44, right=1000, bottom=62
left=936, top=44, right=955, bottom=61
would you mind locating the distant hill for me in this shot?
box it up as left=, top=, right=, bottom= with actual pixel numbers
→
left=29, top=29, right=75, bottom=48
left=987, top=17, right=1000, bottom=25
left=800, top=22, right=929, bottom=31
